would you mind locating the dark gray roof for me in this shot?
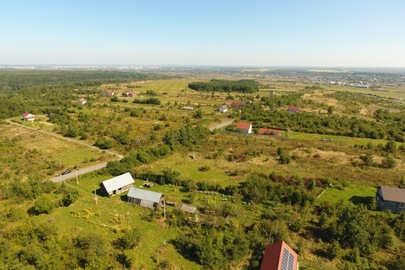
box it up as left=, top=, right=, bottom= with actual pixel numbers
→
left=380, top=186, right=405, bottom=203
left=127, top=187, right=162, bottom=203
left=101, top=172, right=134, bottom=193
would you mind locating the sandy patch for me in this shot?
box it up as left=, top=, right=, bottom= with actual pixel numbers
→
left=290, top=148, right=350, bottom=165
left=302, top=91, right=339, bottom=107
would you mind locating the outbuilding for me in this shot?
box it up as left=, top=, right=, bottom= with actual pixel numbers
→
left=376, top=186, right=405, bottom=213
left=127, top=187, right=164, bottom=208
left=100, top=172, right=135, bottom=197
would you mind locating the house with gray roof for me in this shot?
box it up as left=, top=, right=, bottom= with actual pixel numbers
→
left=376, top=186, right=405, bottom=213
left=100, top=172, right=135, bottom=197
left=127, top=187, right=164, bottom=208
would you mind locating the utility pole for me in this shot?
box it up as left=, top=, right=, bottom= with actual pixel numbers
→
left=94, top=189, right=98, bottom=205
left=76, top=168, right=79, bottom=185
left=163, top=199, right=166, bottom=218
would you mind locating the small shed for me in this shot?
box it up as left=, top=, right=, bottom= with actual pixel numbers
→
left=127, top=187, right=164, bottom=208
left=376, top=186, right=405, bottom=213
left=100, top=172, right=135, bottom=197
left=77, top=98, right=87, bottom=105
left=219, top=105, right=228, bottom=113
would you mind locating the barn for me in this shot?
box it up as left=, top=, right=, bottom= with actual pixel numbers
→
left=100, top=172, right=135, bottom=197
left=127, top=187, right=164, bottom=209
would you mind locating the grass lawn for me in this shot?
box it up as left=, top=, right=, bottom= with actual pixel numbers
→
left=316, top=181, right=376, bottom=205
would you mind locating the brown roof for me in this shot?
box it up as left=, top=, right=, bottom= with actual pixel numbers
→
left=258, top=128, right=282, bottom=136
left=236, top=121, right=252, bottom=130
left=260, top=241, right=298, bottom=270
left=379, top=186, right=405, bottom=203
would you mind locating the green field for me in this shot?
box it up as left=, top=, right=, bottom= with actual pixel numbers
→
left=316, top=182, right=376, bottom=205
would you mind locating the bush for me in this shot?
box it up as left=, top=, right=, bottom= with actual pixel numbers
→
left=32, top=194, right=55, bottom=215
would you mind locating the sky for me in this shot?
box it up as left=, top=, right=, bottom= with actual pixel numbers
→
left=1, top=0, right=405, bottom=67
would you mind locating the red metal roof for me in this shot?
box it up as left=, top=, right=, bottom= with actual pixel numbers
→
left=260, top=241, right=298, bottom=270
left=258, top=128, right=281, bottom=136
left=236, top=121, right=252, bottom=130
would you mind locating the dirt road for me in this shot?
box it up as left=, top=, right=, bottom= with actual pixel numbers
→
left=209, top=119, right=235, bottom=131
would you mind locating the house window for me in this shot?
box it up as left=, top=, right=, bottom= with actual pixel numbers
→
left=400, top=203, right=405, bottom=209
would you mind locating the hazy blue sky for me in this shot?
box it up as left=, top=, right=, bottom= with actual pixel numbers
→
left=1, top=0, right=404, bottom=67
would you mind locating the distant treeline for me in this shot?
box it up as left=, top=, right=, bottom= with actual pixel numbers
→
left=0, top=70, right=167, bottom=90
left=188, top=79, right=259, bottom=93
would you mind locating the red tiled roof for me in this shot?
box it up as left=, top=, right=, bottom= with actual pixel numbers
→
left=236, top=121, right=252, bottom=130
left=258, top=128, right=281, bottom=136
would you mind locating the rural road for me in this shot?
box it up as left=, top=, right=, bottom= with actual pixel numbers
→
left=209, top=119, right=235, bottom=131
left=50, top=162, right=108, bottom=183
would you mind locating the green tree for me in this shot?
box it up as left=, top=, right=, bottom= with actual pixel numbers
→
left=32, top=194, right=55, bottom=215
left=381, top=156, right=396, bottom=168
left=360, top=152, right=373, bottom=166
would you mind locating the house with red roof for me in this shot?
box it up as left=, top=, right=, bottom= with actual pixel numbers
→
left=22, top=112, right=36, bottom=121
left=288, top=106, right=301, bottom=113
left=106, top=90, right=115, bottom=96
left=260, top=241, right=298, bottom=270
left=123, top=90, right=134, bottom=97
left=258, top=128, right=282, bottom=136
left=236, top=121, right=252, bottom=134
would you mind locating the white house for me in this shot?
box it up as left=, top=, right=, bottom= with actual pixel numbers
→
left=22, top=112, right=36, bottom=121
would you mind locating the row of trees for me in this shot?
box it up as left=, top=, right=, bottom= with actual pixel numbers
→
left=188, top=79, right=259, bottom=93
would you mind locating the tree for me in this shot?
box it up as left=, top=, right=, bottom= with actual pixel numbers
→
left=32, top=194, right=55, bottom=215
left=114, top=228, right=141, bottom=250
left=360, top=152, right=373, bottom=166
left=381, top=156, right=396, bottom=168
left=384, top=141, right=397, bottom=153
left=193, top=109, right=203, bottom=119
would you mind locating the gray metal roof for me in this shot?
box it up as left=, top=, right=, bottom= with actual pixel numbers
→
left=380, top=186, right=405, bottom=203
left=127, top=187, right=163, bottom=203
left=101, top=172, right=134, bottom=193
